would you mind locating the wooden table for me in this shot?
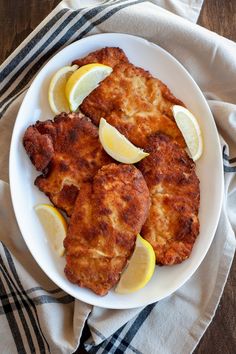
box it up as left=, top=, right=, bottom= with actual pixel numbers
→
left=0, top=1, right=235, bottom=353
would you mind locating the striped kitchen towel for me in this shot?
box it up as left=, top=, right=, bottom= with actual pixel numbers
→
left=0, top=1, right=235, bottom=354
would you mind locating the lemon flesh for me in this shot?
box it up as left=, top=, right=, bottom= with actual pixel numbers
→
left=48, top=65, right=78, bottom=115
left=34, top=204, right=67, bottom=256
left=65, top=63, right=113, bottom=112
left=99, top=118, right=149, bottom=163
left=172, top=105, right=203, bottom=161
left=115, top=235, right=156, bottom=294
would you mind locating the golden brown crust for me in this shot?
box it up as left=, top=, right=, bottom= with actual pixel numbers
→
left=64, top=163, right=150, bottom=296
left=23, top=112, right=113, bottom=216
left=80, top=61, right=185, bottom=148
left=137, top=133, right=200, bottom=265
left=23, top=126, right=54, bottom=171
left=72, top=47, right=129, bottom=68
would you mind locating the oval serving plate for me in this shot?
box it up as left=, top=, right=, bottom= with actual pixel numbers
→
left=9, top=33, right=223, bottom=309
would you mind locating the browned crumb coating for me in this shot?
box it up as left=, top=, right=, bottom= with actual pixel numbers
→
left=64, top=163, right=150, bottom=296
left=80, top=58, right=185, bottom=148
left=138, top=133, right=200, bottom=265
left=23, top=112, right=113, bottom=216
left=72, top=47, right=129, bottom=68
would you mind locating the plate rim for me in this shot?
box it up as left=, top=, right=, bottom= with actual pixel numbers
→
left=9, top=32, right=224, bottom=309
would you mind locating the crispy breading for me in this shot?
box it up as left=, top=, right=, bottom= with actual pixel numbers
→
left=80, top=61, right=186, bottom=148
left=23, top=112, right=112, bottom=216
left=137, top=133, right=200, bottom=265
left=72, top=47, right=129, bottom=68
left=64, top=163, right=150, bottom=296
left=23, top=126, right=54, bottom=171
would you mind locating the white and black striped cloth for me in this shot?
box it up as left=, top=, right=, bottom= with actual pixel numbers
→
left=0, top=1, right=235, bottom=354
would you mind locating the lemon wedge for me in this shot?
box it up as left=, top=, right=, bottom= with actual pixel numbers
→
left=99, top=118, right=149, bottom=163
left=115, top=234, right=156, bottom=294
left=48, top=65, right=78, bottom=114
left=172, top=105, right=203, bottom=161
left=34, top=204, right=67, bottom=256
left=65, top=63, right=112, bottom=112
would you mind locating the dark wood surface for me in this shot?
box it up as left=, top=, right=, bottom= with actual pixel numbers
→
left=0, top=1, right=235, bottom=353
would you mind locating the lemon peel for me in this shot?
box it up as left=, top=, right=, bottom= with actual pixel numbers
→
left=48, top=65, right=78, bottom=114
left=115, top=234, right=156, bottom=294
left=65, top=63, right=112, bottom=112
left=172, top=105, right=203, bottom=161
left=34, top=204, right=67, bottom=256
left=99, top=118, right=149, bottom=163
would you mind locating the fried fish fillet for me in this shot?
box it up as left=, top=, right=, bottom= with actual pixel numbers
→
left=23, top=112, right=112, bottom=216
left=80, top=60, right=186, bottom=148
left=64, top=163, right=150, bottom=296
left=72, top=47, right=129, bottom=68
left=138, top=133, right=200, bottom=265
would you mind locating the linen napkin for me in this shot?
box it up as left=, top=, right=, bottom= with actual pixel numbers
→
left=0, top=1, right=235, bottom=354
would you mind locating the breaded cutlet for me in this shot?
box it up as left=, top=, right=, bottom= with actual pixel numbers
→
left=64, top=163, right=150, bottom=295
left=72, top=47, right=129, bottom=68
left=138, top=133, right=200, bottom=265
left=23, top=112, right=113, bottom=216
left=76, top=48, right=185, bottom=148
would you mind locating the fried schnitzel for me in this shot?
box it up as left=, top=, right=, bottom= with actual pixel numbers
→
left=64, top=163, right=150, bottom=295
left=72, top=47, right=129, bottom=68
left=76, top=48, right=185, bottom=148
left=23, top=45, right=201, bottom=296
left=23, top=112, right=112, bottom=216
left=138, top=133, right=200, bottom=265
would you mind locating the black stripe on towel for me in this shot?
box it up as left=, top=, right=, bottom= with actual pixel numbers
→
left=0, top=10, right=77, bottom=105
left=0, top=291, right=73, bottom=309
left=94, top=303, right=156, bottom=354
left=222, top=146, right=236, bottom=173
left=224, top=165, right=236, bottom=173
left=0, top=0, right=144, bottom=118
left=73, top=0, right=144, bottom=42
left=113, top=303, right=156, bottom=354
left=2, top=244, right=50, bottom=353
left=0, top=9, right=68, bottom=84
left=0, top=255, right=34, bottom=354
left=0, top=0, right=123, bottom=108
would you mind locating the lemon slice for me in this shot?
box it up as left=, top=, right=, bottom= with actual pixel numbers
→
left=99, top=118, right=149, bottom=163
left=172, top=105, right=203, bottom=161
left=65, top=63, right=113, bottom=112
left=48, top=65, right=78, bottom=115
left=34, top=204, right=67, bottom=256
left=115, top=235, right=156, bottom=294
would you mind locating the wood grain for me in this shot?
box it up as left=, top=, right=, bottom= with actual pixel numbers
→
left=196, top=2, right=236, bottom=353
left=0, top=0, right=60, bottom=63
left=198, top=0, right=236, bottom=41
left=0, top=1, right=235, bottom=354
